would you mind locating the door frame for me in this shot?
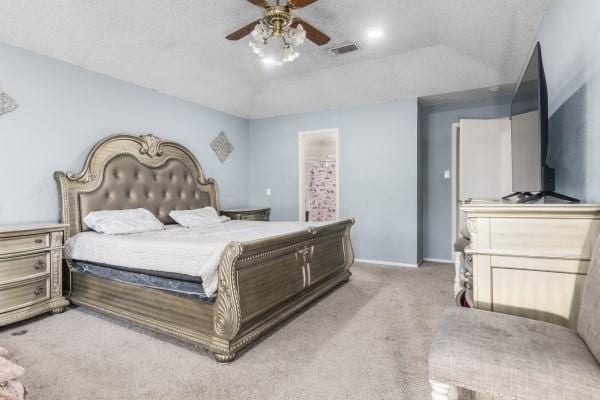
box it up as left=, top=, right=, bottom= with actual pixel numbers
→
left=298, top=128, right=340, bottom=222
left=451, top=122, right=460, bottom=253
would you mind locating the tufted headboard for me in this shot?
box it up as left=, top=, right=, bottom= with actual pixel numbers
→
left=54, top=134, right=220, bottom=239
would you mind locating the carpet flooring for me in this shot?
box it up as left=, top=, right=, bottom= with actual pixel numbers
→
left=0, top=262, right=463, bottom=400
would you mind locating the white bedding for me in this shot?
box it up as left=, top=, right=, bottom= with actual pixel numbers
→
left=64, top=220, right=331, bottom=297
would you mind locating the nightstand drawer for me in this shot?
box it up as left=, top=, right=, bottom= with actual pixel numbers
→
left=0, top=252, right=50, bottom=283
left=0, top=278, right=50, bottom=313
left=0, top=233, right=50, bottom=255
left=239, top=214, right=266, bottom=221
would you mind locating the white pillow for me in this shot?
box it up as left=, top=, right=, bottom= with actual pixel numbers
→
left=83, top=208, right=165, bottom=235
left=169, top=207, right=230, bottom=228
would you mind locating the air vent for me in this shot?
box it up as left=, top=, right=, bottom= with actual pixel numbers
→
left=329, top=43, right=360, bottom=56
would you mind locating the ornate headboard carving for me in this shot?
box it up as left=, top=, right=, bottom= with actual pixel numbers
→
left=54, top=134, right=220, bottom=239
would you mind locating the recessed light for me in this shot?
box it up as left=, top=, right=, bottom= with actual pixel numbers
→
left=489, top=86, right=500, bottom=92
left=367, top=29, right=383, bottom=39
left=261, top=57, right=283, bottom=66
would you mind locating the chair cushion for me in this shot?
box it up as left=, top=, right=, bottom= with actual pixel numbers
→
left=429, top=307, right=600, bottom=399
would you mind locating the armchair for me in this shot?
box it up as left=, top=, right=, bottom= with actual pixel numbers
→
left=428, top=240, right=600, bottom=399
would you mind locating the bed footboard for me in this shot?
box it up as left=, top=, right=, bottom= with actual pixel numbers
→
left=209, top=219, right=355, bottom=361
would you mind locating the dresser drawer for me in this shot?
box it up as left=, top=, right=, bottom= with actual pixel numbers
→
left=0, top=233, right=50, bottom=255
left=489, top=218, right=595, bottom=258
left=0, top=253, right=50, bottom=283
left=491, top=268, right=585, bottom=329
left=0, top=278, right=50, bottom=313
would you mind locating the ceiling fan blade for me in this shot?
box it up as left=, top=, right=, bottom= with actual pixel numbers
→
left=292, top=18, right=330, bottom=46
left=226, top=19, right=262, bottom=40
left=288, top=0, right=319, bottom=8
left=247, top=0, right=268, bottom=7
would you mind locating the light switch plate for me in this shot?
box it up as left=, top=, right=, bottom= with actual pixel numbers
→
left=444, top=170, right=451, bottom=179
left=265, top=188, right=271, bottom=196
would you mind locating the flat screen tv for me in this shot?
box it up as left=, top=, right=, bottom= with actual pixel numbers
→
left=507, top=42, right=579, bottom=203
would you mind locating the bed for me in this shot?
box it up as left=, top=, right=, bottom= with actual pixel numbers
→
left=54, top=134, right=354, bottom=362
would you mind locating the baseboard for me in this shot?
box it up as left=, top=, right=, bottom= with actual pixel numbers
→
left=355, top=258, right=419, bottom=268
left=422, top=258, right=454, bottom=264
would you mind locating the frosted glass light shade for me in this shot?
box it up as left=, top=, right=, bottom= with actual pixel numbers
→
left=282, top=45, right=300, bottom=63
left=249, top=40, right=265, bottom=57
left=247, top=21, right=304, bottom=63
left=251, top=22, right=269, bottom=41
left=287, top=24, right=306, bottom=47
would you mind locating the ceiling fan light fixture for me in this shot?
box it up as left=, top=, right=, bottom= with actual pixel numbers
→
left=228, top=0, right=329, bottom=64
left=249, top=21, right=303, bottom=64
left=282, top=44, right=300, bottom=62
left=286, top=24, right=306, bottom=47
left=251, top=21, right=269, bottom=41
left=249, top=40, right=266, bottom=56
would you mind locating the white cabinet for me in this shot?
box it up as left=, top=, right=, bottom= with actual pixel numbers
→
left=462, top=203, right=600, bottom=329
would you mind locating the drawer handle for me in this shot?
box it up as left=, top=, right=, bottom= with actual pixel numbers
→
left=34, top=261, right=46, bottom=270
left=34, top=238, right=43, bottom=244
left=34, top=286, right=45, bottom=296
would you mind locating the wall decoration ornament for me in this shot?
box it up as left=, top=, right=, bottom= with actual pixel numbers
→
left=210, top=131, right=234, bottom=163
left=0, top=90, right=18, bottom=116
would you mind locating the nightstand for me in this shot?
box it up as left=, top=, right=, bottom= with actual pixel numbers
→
left=0, top=224, right=70, bottom=327
left=221, top=207, right=271, bottom=221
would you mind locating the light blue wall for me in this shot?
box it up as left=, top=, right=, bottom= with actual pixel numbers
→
left=536, top=0, right=600, bottom=201
left=0, top=43, right=249, bottom=225
left=422, top=96, right=512, bottom=261
left=248, top=99, right=420, bottom=265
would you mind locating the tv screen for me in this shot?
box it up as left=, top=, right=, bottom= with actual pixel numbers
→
left=510, top=42, right=551, bottom=193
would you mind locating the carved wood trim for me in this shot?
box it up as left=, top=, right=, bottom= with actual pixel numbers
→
left=466, top=218, right=477, bottom=249
left=343, top=218, right=356, bottom=272
left=213, top=242, right=243, bottom=340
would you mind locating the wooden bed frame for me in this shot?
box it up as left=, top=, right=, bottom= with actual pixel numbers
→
left=54, top=134, right=354, bottom=362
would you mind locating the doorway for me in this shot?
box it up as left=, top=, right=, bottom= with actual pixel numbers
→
left=298, top=129, right=339, bottom=222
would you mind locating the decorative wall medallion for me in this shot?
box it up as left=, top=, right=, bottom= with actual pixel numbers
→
left=0, top=90, right=18, bottom=116
left=210, top=131, right=234, bottom=163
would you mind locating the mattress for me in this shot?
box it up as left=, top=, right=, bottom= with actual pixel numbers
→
left=65, top=220, right=331, bottom=297
left=73, top=260, right=215, bottom=302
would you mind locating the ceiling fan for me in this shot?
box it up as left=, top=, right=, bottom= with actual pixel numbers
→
left=226, top=0, right=330, bottom=63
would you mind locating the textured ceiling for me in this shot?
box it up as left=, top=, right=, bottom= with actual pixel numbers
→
left=0, top=0, right=550, bottom=119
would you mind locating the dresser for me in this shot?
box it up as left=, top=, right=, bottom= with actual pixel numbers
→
left=221, top=207, right=271, bottom=221
left=462, top=203, right=600, bottom=329
left=0, top=224, right=70, bottom=326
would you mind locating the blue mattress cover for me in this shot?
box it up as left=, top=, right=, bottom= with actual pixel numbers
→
left=73, top=260, right=215, bottom=303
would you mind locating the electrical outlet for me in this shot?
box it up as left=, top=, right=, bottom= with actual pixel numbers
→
left=444, top=170, right=451, bottom=179
left=265, top=188, right=271, bottom=196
